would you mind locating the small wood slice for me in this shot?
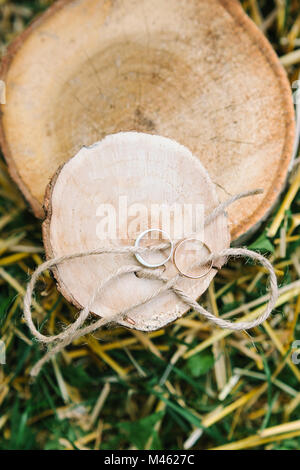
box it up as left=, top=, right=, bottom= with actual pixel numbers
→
left=0, top=0, right=295, bottom=240
left=43, top=132, right=230, bottom=331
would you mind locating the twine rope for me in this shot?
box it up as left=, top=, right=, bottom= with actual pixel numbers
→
left=23, top=189, right=278, bottom=377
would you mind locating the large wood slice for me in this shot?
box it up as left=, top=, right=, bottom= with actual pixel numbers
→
left=0, top=0, right=295, bottom=240
left=43, top=132, right=230, bottom=331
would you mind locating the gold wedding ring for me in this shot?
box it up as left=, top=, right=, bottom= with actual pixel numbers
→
left=173, top=238, right=213, bottom=279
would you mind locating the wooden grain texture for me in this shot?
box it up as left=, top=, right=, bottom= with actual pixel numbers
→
left=0, top=0, right=295, bottom=240
left=43, top=132, right=230, bottom=331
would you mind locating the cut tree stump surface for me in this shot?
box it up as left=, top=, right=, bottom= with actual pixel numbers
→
left=0, top=0, right=295, bottom=240
left=43, top=132, right=230, bottom=331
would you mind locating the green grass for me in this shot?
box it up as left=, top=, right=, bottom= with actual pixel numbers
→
left=0, top=0, right=300, bottom=450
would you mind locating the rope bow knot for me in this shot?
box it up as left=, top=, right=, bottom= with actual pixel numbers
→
left=23, top=189, right=278, bottom=377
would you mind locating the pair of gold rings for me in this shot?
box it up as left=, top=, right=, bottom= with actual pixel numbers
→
left=134, top=228, right=213, bottom=279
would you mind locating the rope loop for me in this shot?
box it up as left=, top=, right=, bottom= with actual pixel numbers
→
left=23, top=189, right=277, bottom=377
